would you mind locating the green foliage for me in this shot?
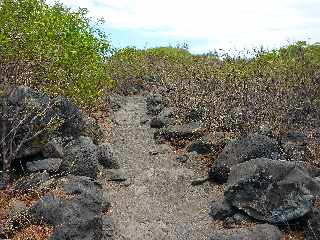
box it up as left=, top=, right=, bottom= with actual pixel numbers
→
left=106, top=46, right=194, bottom=94
left=145, top=46, right=192, bottom=61
left=0, top=0, right=112, bottom=108
left=106, top=47, right=148, bottom=93
left=108, top=42, right=320, bottom=134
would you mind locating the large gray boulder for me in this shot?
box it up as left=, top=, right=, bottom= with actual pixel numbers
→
left=60, top=136, right=99, bottom=179
left=209, top=134, right=280, bottom=182
left=210, top=224, right=282, bottom=240
left=2, top=86, right=54, bottom=160
left=225, top=158, right=320, bottom=224
left=54, top=96, right=105, bottom=144
left=30, top=175, right=105, bottom=240
left=2, top=86, right=104, bottom=161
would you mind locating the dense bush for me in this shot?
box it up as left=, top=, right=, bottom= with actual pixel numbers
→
left=106, top=46, right=193, bottom=94
left=107, top=42, right=320, bottom=135
left=0, top=0, right=112, bottom=108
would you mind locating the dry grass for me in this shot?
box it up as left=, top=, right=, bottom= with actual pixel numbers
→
left=314, top=196, right=320, bottom=209
left=91, top=109, right=113, bottom=142
left=12, top=225, right=53, bottom=240
left=0, top=191, right=12, bottom=220
left=0, top=181, right=50, bottom=238
left=283, top=229, right=305, bottom=240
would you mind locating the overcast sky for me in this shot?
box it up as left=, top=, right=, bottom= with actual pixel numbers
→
left=47, top=0, right=320, bottom=53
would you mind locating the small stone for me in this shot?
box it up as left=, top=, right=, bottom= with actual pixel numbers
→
left=26, top=158, right=63, bottom=173
left=176, top=155, right=189, bottom=163
left=191, top=177, right=209, bottom=186
left=209, top=198, right=236, bottom=220
left=150, top=117, right=165, bottom=129
left=140, top=116, right=149, bottom=125
left=187, top=138, right=213, bottom=154
left=149, top=150, right=159, bottom=156
left=223, top=213, right=251, bottom=228
left=104, top=169, right=127, bottom=181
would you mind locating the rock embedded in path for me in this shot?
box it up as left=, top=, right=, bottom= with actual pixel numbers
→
left=26, top=158, right=63, bottom=173
left=150, top=107, right=176, bottom=127
left=154, top=122, right=204, bottom=145
left=210, top=224, right=282, bottom=240
left=188, top=132, right=230, bottom=155
left=225, top=158, right=320, bottom=224
left=97, top=143, right=120, bottom=169
left=107, top=93, right=126, bottom=111
left=187, top=137, right=213, bottom=154
left=190, top=176, right=209, bottom=186
left=209, top=134, right=280, bottom=182
left=176, top=154, right=189, bottom=163
left=150, top=117, right=166, bottom=128
left=103, top=168, right=127, bottom=181
left=148, top=105, right=177, bottom=129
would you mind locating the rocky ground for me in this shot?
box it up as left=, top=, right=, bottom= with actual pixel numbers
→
left=1, top=86, right=320, bottom=240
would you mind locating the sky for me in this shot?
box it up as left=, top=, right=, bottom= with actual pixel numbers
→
left=47, top=0, right=320, bottom=53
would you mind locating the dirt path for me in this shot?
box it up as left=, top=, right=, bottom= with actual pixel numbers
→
left=103, top=94, right=221, bottom=240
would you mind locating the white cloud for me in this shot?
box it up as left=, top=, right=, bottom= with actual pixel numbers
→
left=47, top=0, right=320, bottom=52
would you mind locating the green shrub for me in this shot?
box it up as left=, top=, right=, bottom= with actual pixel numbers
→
left=106, top=46, right=194, bottom=94
left=0, top=0, right=112, bottom=108
left=107, top=42, right=320, bottom=135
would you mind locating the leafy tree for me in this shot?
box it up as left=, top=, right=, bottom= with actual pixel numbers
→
left=0, top=0, right=112, bottom=108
